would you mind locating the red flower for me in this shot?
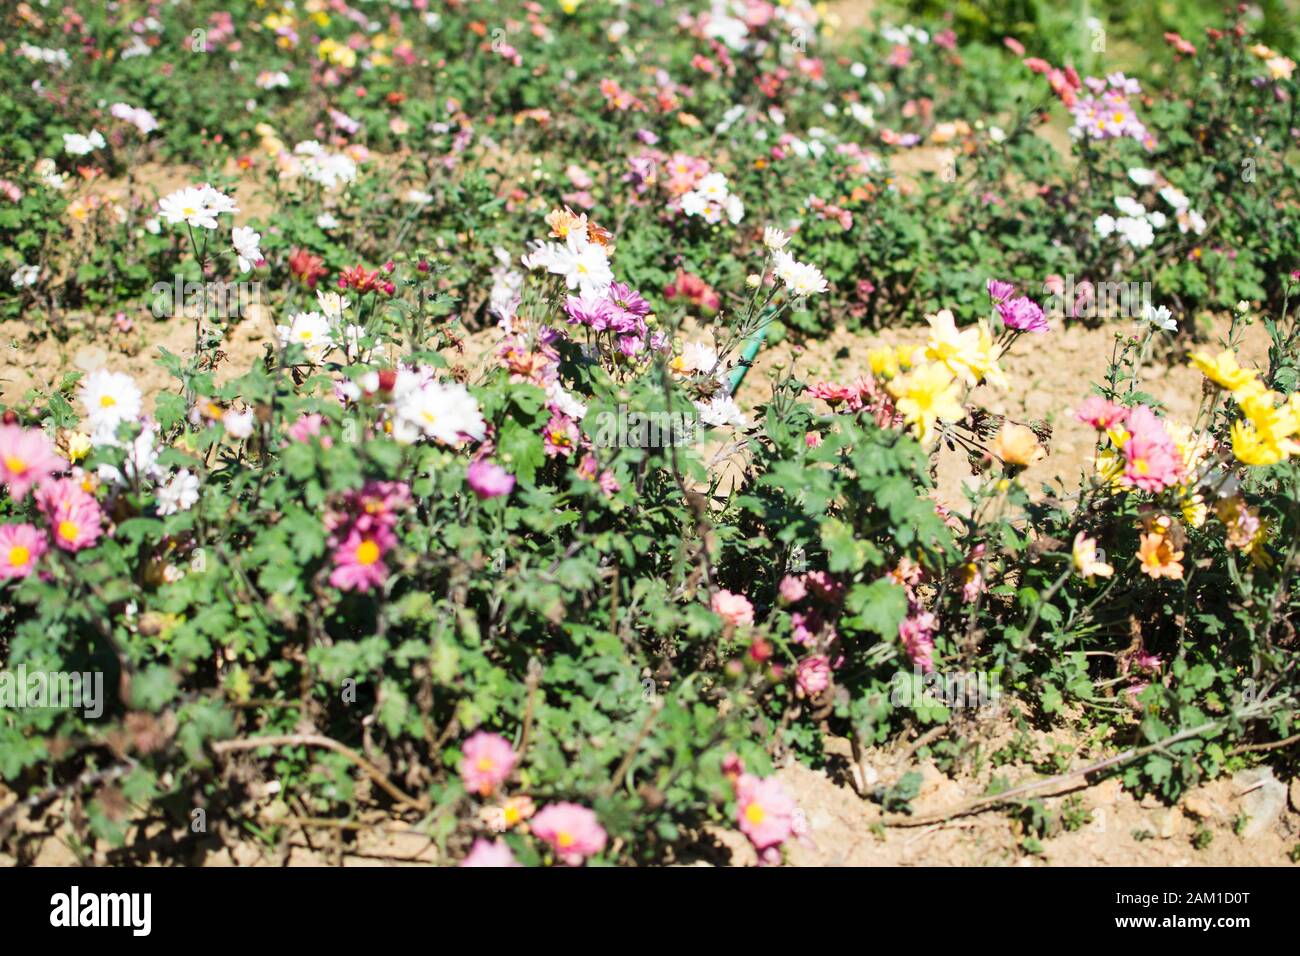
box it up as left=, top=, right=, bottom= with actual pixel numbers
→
left=288, top=247, right=328, bottom=288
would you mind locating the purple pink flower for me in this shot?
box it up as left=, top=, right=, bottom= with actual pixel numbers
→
left=328, top=526, right=395, bottom=592
left=466, top=459, right=515, bottom=499
left=997, top=296, right=1049, bottom=333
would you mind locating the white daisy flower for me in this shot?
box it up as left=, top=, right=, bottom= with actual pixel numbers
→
left=80, top=369, right=143, bottom=439
left=1141, top=302, right=1177, bottom=332
left=763, top=226, right=790, bottom=252
left=393, top=379, right=486, bottom=446
left=231, top=226, right=262, bottom=273
left=276, top=311, right=333, bottom=363
left=156, top=470, right=200, bottom=516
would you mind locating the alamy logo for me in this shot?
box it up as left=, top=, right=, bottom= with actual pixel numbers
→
left=0, top=666, right=103, bottom=718
left=588, top=404, right=696, bottom=449
left=49, top=886, right=152, bottom=936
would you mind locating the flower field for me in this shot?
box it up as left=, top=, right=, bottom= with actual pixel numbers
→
left=1, top=0, right=1299, bottom=869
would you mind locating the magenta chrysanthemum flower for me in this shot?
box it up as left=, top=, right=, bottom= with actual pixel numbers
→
left=986, top=278, right=1016, bottom=303
left=37, top=478, right=103, bottom=552
left=459, top=731, right=517, bottom=796
left=0, top=425, right=66, bottom=501
left=466, top=459, right=515, bottom=499
left=997, top=296, right=1049, bottom=333
left=0, top=523, right=47, bottom=579
left=563, top=292, right=615, bottom=330
left=531, top=802, right=607, bottom=865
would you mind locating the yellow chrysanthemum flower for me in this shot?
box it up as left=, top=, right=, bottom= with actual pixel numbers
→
left=1189, top=349, right=1258, bottom=394
left=886, top=361, right=964, bottom=446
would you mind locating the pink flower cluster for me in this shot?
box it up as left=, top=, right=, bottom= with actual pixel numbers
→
left=807, top=377, right=903, bottom=431
left=1075, top=401, right=1184, bottom=492
left=988, top=278, right=1048, bottom=333
left=0, top=426, right=104, bottom=581
left=326, top=480, right=410, bottom=592
left=712, top=589, right=754, bottom=628
left=1069, top=73, right=1155, bottom=150
left=889, top=558, right=936, bottom=672
left=563, top=280, right=653, bottom=356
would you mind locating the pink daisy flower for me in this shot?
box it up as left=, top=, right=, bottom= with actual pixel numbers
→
left=37, top=478, right=103, bottom=552
left=0, top=425, right=65, bottom=501
left=735, top=774, right=796, bottom=851
left=328, top=526, right=394, bottom=592
left=0, top=523, right=48, bottom=579
left=531, top=802, right=607, bottom=865
left=459, top=731, right=517, bottom=797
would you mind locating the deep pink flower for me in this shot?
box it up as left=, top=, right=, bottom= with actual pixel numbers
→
left=0, top=425, right=65, bottom=501
left=712, top=589, right=754, bottom=628
left=0, top=523, right=47, bottom=579
left=735, top=774, right=796, bottom=851
left=531, top=802, right=607, bottom=865
left=37, top=478, right=103, bottom=552
left=460, top=838, right=520, bottom=867
left=459, top=731, right=517, bottom=796
left=467, top=459, right=515, bottom=499
left=328, top=526, right=394, bottom=592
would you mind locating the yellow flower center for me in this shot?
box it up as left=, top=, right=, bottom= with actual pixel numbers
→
left=745, top=803, right=766, bottom=825
left=99, top=394, right=117, bottom=408
left=3, top=455, right=27, bottom=475
left=58, top=520, right=80, bottom=543
left=557, top=831, right=575, bottom=848
left=476, top=757, right=494, bottom=772
left=8, top=545, right=30, bottom=567
left=355, top=539, right=380, bottom=566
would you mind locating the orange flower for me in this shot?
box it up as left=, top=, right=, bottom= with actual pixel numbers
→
left=1138, top=531, right=1184, bottom=579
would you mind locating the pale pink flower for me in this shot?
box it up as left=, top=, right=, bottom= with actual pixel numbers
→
left=0, top=523, right=47, bottom=579
left=460, top=838, right=520, bottom=867
left=1074, top=396, right=1128, bottom=429
left=531, top=802, right=607, bottom=865
left=711, top=589, right=754, bottom=628
left=735, top=774, right=796, bottom=851
left=0, top=425, right=65, bottom=501
left=778, top=575, right=807, bottom=603
left=459, top=731, right=516, bottom=797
